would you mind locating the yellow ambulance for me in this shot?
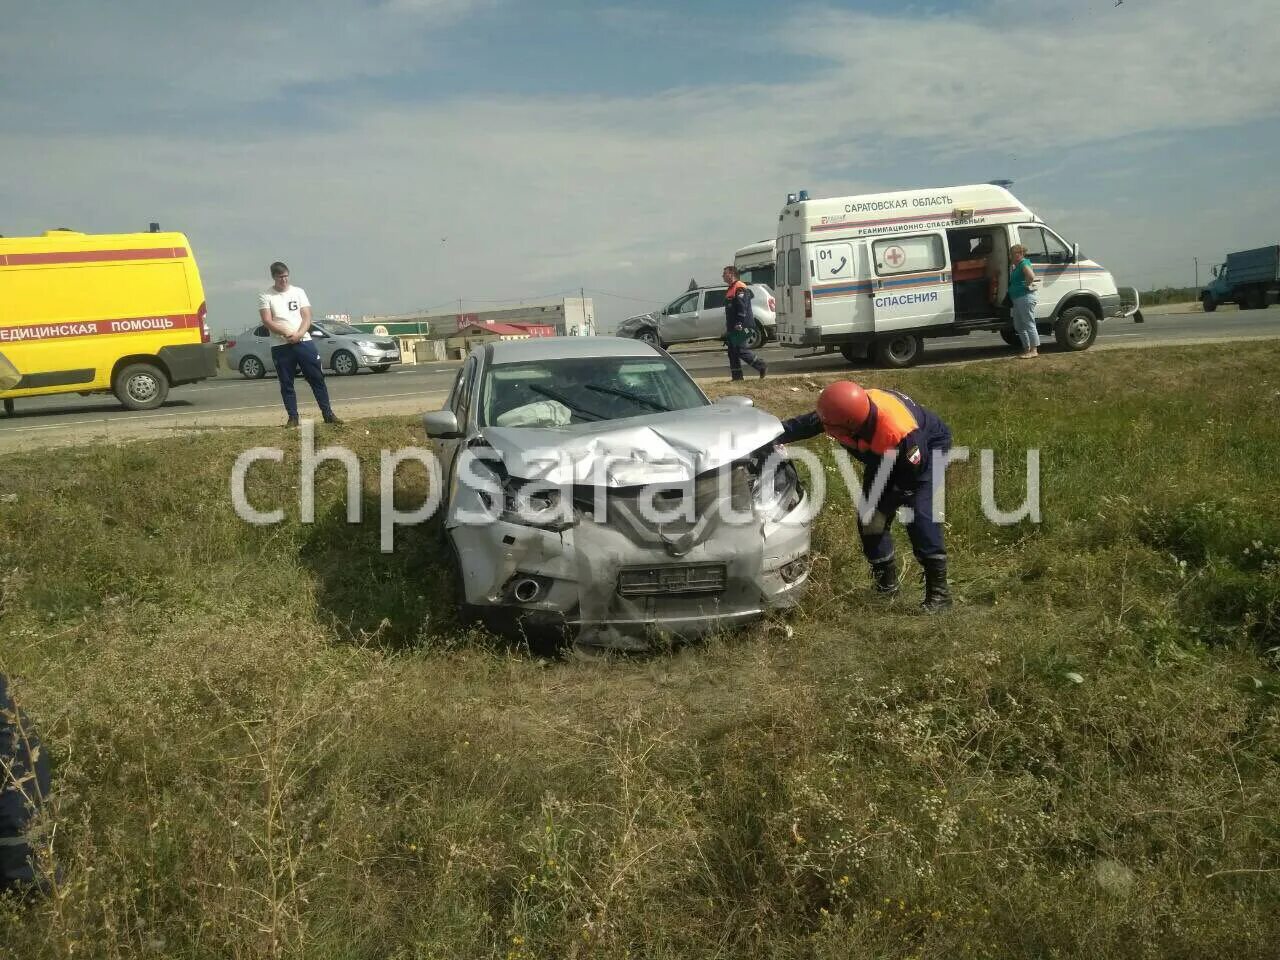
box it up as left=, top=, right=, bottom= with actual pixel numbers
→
left=0, top=228, right=219, bottom=415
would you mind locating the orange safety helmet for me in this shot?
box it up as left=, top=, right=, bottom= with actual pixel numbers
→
left=816, top=381, right=872, bottom=445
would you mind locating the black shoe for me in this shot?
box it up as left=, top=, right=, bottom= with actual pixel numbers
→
left=920, top=556, right=953, bottom=612
left=758, top=362, right=768, bottom=379
left=285, top=417, right=300, bottom=428
left=870, top=557, right=899, bottom=596
left=323, top=415, right=343, bottom=425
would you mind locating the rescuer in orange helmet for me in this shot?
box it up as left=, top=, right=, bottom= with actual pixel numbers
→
left=780, top=381, right=955, bottom=611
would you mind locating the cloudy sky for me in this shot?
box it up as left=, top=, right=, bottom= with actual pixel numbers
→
left=3, top=0, right=1278, bottom=335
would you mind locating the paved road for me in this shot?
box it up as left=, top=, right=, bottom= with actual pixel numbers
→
left=2, top=304, right=1276, bottom=448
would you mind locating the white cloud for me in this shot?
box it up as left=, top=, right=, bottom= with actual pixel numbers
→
left=3, top=0, right=1279, bottom=334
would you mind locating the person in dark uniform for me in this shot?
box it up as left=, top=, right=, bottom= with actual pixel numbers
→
left=1, top=674, right=52, bottom=894
left=779, top=381, right=954, bottom=611
left=721, top=266, right=766, bottom=381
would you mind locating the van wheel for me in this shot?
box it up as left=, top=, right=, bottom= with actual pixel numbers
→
left=636, top=328, right=662, bottom=349
left=239, top=355, right=266, bottom=379
left=745, top=323, right=766, bottom=350
left=1054, top=306, right=1099, bottom=351
left=113, top=363, right=169, bottom=411
left=1201, top=295, right=1217, bottom=313
left=999, top=329, right=1020, bottom=347
left=331, top=350, right=359, bottom=376
left=873, top=333, right=923, bottom=368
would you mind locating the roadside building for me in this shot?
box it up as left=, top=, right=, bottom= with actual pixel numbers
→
left=349, top=296, right=595, bottom=363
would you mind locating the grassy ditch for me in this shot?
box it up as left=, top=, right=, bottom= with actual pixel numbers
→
left=1, top=344, right=1278, bottom=959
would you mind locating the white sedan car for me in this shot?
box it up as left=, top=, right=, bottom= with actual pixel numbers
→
left=424, top=336, right=812, bottom=652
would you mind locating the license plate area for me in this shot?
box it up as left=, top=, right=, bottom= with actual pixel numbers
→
left=617, top=563, right=726, bottom=597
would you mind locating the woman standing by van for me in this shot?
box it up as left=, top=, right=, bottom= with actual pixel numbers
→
left=1008, top=244, right=1040, bottom=359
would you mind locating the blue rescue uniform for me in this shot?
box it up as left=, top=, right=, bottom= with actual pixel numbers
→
left=723, top=280, right=766, bottom=380
left=780, top=388, right=953, bottom=564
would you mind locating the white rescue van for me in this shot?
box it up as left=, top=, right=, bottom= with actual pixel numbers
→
left=773, top=184, right=1140, bottom=367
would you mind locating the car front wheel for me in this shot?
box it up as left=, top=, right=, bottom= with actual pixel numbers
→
left=636, top=328, right=662, bottom=349
left=331, top=350, right=359, bottom=375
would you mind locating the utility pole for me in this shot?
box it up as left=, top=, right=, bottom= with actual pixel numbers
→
left=1194, top=257, right=1199, bottom=292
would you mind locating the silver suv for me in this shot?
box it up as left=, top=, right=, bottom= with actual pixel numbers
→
left=616, top=284, right=776, bottom=350
left=223, top=320, right=401, bottom=378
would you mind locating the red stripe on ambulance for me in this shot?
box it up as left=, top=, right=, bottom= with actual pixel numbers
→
left=0, top=247, right=189, bottom=267
left=0, top=314, right=201, bottom=344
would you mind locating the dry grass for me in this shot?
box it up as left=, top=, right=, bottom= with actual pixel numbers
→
left=1, top=344, right=1278, bottom=959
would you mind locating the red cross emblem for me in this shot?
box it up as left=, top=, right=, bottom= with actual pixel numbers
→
left=884, top=245, right=906, bottom=268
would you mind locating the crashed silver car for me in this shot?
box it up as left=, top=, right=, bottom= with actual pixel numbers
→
left=423, top=336, right=812, bottom=650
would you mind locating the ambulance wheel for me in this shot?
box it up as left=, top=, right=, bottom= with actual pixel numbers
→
left=239, top=355, right=267, bottom=379
left=113, top=363, right=169, bottom=411
left=331, top=350, right=359, bottom=376
left=1054, top=306, right=1099, bottom=351
left=745, top=323, right=766, bottom=350
left=999, top=329, right=1020, bottom=347
left=873, top=333, right=922, bottom=368
left=2, top=398, right=13, bottom=417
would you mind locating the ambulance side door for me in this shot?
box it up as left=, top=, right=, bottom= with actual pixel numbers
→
left=1017, top=224, right=1079, bottom=320
left=869, top=232, right=954, bottom=333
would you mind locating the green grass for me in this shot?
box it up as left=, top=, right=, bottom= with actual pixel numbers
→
left=2, top=345, right=1279, bottom=959
left=1137, top=286, right=1201, bottom=306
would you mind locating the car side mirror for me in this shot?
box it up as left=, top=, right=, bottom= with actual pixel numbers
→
left=423, top=409, right=461, bottom=439
left=715, top=395, right=754, bottom=408
left=1070, top=243, right=1079, bottom=264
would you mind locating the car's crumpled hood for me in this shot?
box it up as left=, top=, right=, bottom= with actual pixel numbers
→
left=615, top=312, right=659, bottom=334
left=479, top=404, right=783, bottom=486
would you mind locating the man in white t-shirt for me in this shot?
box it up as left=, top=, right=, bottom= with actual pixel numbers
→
left=257, top=261, right=340, bottom=426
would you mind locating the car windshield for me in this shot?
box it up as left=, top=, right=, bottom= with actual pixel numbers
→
left=319, top=322, right=363, bottom=336
left=479, top=355, right=708, bottom=428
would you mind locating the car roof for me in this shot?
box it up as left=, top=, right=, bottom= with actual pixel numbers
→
left=484, top=336, right=664, bottom=364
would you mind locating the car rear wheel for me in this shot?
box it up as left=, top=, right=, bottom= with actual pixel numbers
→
left=332, top=350, right=359, bottom=375
left=1000, top=328, right=1020, bottom=347
left=113, top=363, right=169, bottom=411
left=1054, top=306, right=1099, bottom=351
left=1202, top=294, right=1217, bottom=313
left=239, top=355, right=266, bottom=379
left=873, top=333, right=923, bottom=368
left=744, top=323, right=766, bottom=350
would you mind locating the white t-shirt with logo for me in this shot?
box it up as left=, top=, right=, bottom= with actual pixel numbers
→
left=258, top=285, right=312, bottom=343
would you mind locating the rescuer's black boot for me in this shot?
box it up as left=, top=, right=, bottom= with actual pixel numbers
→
left=920, top=556, right=953, bottom=613
left=870, top=556, right=899, bottom=597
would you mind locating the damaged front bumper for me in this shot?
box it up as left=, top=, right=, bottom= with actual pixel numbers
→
left=449, top=488, right=813, bottom=646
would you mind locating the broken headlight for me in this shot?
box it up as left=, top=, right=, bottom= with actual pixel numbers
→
left=474, top=461, right=576, bottom=532
left=749, top=443, right=803, bottom=523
